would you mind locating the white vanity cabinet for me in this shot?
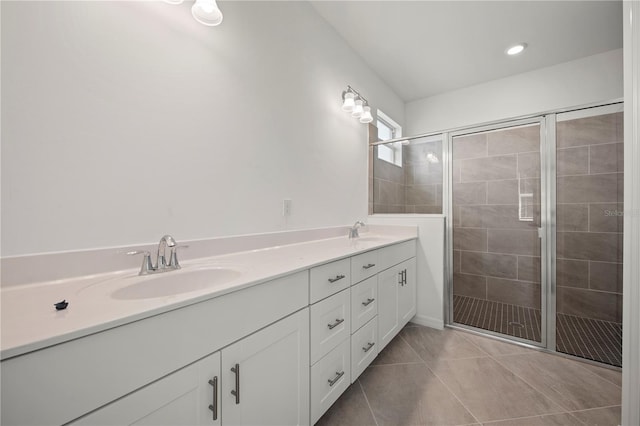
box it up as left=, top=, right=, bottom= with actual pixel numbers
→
left=71, top=309, right=310, bottom=426
left=221, top=309, right=309, bottom=426
left=378, top=257, right=416, bottom=351
left=1, top=236, right=417, bottom=426
left=72, top=352, right=222, bottom=426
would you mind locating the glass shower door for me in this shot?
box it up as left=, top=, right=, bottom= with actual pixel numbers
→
left=555, top=105, right=624, bottom=366
left=451, top=121, right=544, bottom=344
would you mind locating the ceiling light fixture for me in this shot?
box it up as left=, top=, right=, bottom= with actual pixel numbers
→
left=506, top=43, right=527, bottom=56
left=165, top=0, right=223, bottom=26
left=341, top=85, right=373, bottom=124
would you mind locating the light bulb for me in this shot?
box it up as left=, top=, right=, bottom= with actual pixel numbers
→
left=506, top=43, right=527, bottom=56
left=359, top=106, right=373, bottom=123
left=192, top=0, right=223, bottom=26
left=352, top=99, right=364, bottom=118
left=342, top=92, right=355, bottom=112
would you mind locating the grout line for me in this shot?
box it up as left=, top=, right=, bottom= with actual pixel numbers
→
left=568, top=404, right=622, bottom=414
left=357, top=379, right=380, bottom=426
left=399, top=331, right=483, bottom=425
left=479, top=411, right=582, bottom=426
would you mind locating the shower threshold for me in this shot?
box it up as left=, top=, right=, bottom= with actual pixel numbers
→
left=453, top=295, right=622, bottom=367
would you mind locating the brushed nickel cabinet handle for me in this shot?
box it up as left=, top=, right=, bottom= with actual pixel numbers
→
left=362, top=263, right=376, bottom=269
left=363, top=342, right=375, bottom=353
left=327, top=318, right=345, bottom=330
left=230, top=363, right=240, bottom=404
left=398, top=271, right=404, bottom=286
left=362, top=298, right=375, bottom=307
left=328, top=371, right=345, bottom=387
left=208, top=376, right=218, bottom=420
left=328, top=274, right=346, bottom=283
left=403, top=269, right=407, bottom=285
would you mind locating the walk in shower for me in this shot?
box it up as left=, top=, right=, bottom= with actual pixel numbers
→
left=450, top=104, right=623, bottom=367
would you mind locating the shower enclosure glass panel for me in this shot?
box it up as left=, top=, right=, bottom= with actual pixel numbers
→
left=555, top=107, right=624, bottom=366
left=371, top=135, right=443, bottom=214
left=451, top=123, right=543, bottom=343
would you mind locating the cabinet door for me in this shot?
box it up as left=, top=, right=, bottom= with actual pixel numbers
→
left=71, top=352, right=221, bottom=426
left=221, top=309, right=310, bottom=426
left=399, top=258, right=417, bottom=327
left=377, top=264, right=402, bottom=351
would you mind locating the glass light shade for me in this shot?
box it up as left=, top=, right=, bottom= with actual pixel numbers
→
left=164, top=0, right=184, bottom=4
left=342, top=92, right=355, bottom=112
left=351, top=99, right=364, bottom=118
left=359, top=106, right=373, bottom=123
left=192, top=0, right=223, bottom=26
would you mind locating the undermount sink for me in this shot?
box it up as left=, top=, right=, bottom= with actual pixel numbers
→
left=77, top=266, right=244, bottom=301
left=112, top=267, right=243, bottom=300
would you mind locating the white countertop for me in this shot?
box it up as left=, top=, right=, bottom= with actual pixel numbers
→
left=1, top=228, right=416, bottom=360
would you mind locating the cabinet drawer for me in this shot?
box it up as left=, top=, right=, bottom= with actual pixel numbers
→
left=310, top=289, right=351, bottom=364
left=351, top=249, right=379, bottom=284
left=310, top=338, right=351, bottom=425
left=378, top=240, right=416, bottom=271
left=310, top=258, right=351, bottom=303
left=351, top=317, right=378, bottom=383
left=351, top=276, right=377, bottom=332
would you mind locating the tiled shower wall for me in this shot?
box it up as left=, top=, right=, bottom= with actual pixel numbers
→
left=452, top=125, right=542, bottom=312
left=556, top=112, right=624, bottom=324
left=369, top=128, right=443, bottom=214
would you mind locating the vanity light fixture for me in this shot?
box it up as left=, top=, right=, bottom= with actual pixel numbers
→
left=165, top=0, right=223, bottom=26
left=506, top=43, right=527, bottom=56
left=341, top=86, right=373, bottom=124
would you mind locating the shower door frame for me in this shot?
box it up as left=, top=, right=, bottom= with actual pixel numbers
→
left=445, top=116, right=550, bottom=349
left=445, top=101, right=625, bottom=357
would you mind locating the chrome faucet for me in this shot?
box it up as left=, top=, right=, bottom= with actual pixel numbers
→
left=156, top=234, right=176, bottom=270
left=349, top=221, right=366, bottom=239
left=127, top=234, right=186, bottom=275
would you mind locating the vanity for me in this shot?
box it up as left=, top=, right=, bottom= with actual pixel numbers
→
left=1, top=226, right=417, bottom=425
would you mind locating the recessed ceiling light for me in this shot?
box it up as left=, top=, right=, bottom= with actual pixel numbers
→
left=506, top=43, right=527, bottom=56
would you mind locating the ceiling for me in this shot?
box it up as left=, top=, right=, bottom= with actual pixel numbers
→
left=310, top=1, right=623, bottom=102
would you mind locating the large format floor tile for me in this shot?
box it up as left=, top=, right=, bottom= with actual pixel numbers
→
left=371, top=334, right=423, bottom=365
left=319, top=324, right=622, bottom=426
left=315, top=383, right=376, bottom=426
left=399, top=326, right=488, bottom=367
left=359, top=363, right=477, bottom=425
left=494, top=352, right=622, bottom=411
left=429, top=356, right=563, bottom=422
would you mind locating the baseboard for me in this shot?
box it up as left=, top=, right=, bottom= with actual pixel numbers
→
left=410, top=314, right=444, bottom=330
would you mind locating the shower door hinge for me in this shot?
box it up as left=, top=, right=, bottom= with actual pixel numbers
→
left=538, top=227, right=544, bottom=239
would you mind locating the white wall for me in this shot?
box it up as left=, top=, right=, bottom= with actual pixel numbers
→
left=0, top=1, right=404, bottom=257
left=406, top=49, right=623, bottom=135
left=368, top=215, right=445, bottom=329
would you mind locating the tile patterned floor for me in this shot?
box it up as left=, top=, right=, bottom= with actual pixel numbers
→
left=453, top=295, right=622, bottom=367
left=316, top=323, right=621, bottom=426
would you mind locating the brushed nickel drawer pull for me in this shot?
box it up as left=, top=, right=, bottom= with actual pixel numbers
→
left=328, top=274, right=346, bottom=283
left=327, top=318, right=345, bottom=330
left=208, top=376, right=218, bottom=420
left=230, top=363, right=240, bottom=404
left=328, top=371, right=345, bottom=387
left=362, top=263, right=376, bottom=269
left=362, top=298, right=375, bottom=307
left=363, top=342, right=375, bottom=353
